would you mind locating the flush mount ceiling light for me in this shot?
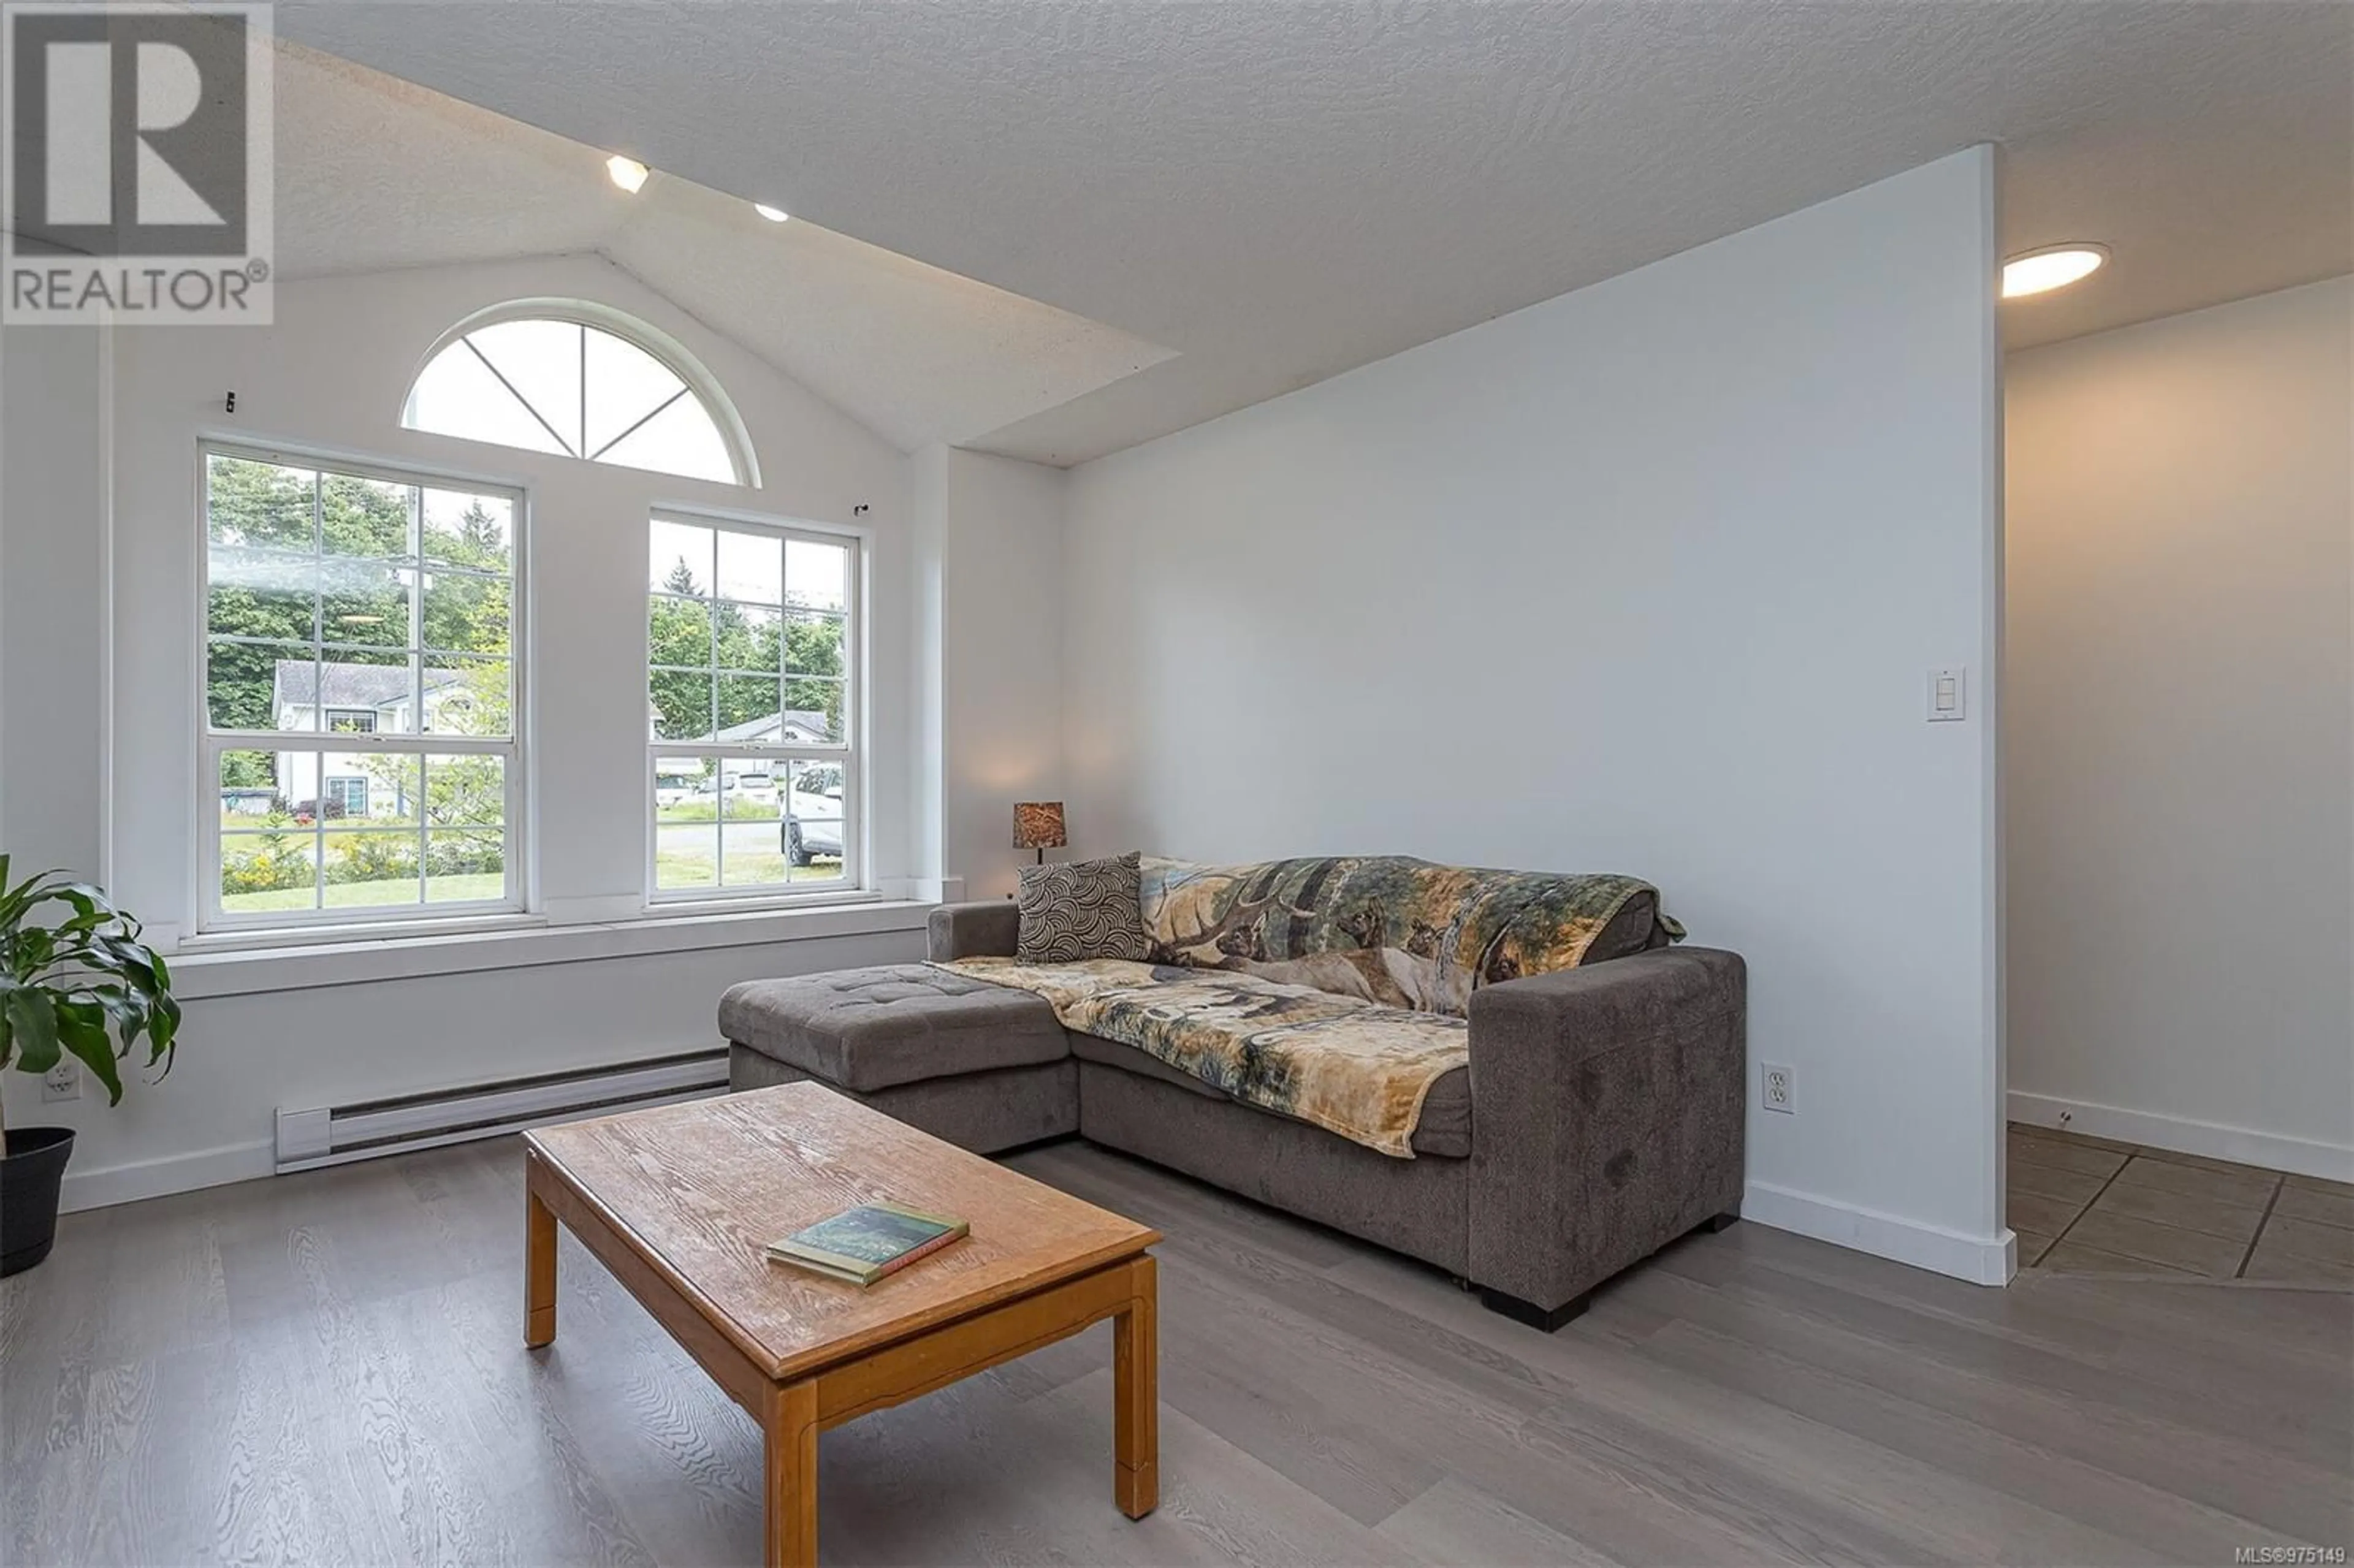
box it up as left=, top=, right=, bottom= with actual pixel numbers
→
left=606, top=154, right=650, bottom=194
left=2002, top=243, right=2109, bottom=299
left=753, top=203, right=790, bottom=223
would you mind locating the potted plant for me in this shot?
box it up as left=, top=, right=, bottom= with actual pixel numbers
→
left=0, top=857, right=179, bottom=1276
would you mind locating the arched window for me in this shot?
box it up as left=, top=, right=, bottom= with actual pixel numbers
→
left=403, top=306, right=756, bottom=487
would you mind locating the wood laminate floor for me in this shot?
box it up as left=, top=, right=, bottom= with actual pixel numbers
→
left=6, top=1135, right=2352, bottom=1566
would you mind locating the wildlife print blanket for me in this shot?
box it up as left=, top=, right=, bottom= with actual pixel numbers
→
left=935, top=957, right=1466, bottom=1159
left=1139, top=855, right=1663, bottom=1016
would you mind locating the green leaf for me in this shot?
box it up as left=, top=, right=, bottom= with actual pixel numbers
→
left=148, top=992, right=180, bottom=1071
left=95, top=934, right=160, bottom=982
left=9, top=926, right=54, bottom=981
left=0, top=870, right=176, bottom=1095
left=6, top=989, right=62, bottom=1075
left=0, top=867, right=69, bottom=930
left=83, top=983, right=146, bottom=1048
left=55, top=999, right=124, bottom=1105
left=46, top=896, right=110, bottom=940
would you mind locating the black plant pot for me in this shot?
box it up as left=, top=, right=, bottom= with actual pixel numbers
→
left=2, top=1127, right=75, bottom=1277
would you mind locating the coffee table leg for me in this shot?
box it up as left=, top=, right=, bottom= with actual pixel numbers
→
left=764, top=1380, right=819, bottom=1567
left=1113, top=1255, right=1159, bottom=1518
left=524, top=1181, right=557, bottom=1349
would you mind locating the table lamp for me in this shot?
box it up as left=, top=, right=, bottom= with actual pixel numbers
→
left=1013, top=801, right=1067, bottom=866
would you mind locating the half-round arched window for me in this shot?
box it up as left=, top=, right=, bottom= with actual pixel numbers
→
left=403, top=304, right=757, bottom=487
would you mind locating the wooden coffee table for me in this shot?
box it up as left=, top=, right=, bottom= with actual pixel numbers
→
left=521, top=1082, right=1161, bottom=1566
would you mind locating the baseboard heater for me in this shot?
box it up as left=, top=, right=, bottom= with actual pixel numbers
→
left=275, top=1049, right=729, bottom=1174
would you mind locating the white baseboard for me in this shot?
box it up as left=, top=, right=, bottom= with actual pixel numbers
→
left=1742, top=1180, right=2014, bottom=1286
left=2008, top=1092, right=2354, bottom=1184
left=59, top=1138, right=275, bottom=1215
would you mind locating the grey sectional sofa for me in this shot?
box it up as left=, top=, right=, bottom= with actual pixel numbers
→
left=721, top=899, right=1746, bottom=1330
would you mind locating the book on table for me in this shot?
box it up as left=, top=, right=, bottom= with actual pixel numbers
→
left=765, top=1201, right=970, bottom=1286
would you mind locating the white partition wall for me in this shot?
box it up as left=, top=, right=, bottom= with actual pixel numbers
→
left=1061, top=148, right=2009, bottom=1281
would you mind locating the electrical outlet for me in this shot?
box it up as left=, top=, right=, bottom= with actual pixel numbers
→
left=1761, top=1062, right=1795, bottom=1114
left=42, top=1061, right=82, bottom=1103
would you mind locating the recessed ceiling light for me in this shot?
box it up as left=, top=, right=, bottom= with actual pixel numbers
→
left=753, top=203, right=790, bottom=223
left=2002, top=243, right=2108, bottom=299
left=606, top=155, right=649, bottom=194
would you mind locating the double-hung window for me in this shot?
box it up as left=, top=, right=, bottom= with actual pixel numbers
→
left=646, top=513, right=857, bottom=899
left=202, top=446, right=524, bottom=927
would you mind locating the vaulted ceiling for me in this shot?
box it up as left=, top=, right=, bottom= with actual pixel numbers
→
left=273, top=44, right=1175, bottom=454
left=278, top=2, right=2352, bottom=466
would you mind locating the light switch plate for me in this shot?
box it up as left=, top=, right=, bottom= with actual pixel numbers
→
left=1927, top=666, right=1967, bottom=722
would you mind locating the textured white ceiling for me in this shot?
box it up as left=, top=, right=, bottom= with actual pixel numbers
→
left=279, top=2, right=2352, bottom=466
left=273, top=44, right=1175, bottom=453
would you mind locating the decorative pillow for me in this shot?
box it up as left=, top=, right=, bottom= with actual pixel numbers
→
left=1016, top=851, right=1149, bottom=964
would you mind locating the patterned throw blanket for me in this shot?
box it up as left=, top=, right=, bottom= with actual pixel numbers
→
left=934, top=957, right=1467, bottom=1159
left=1141, top=856, right=1664, bottom=1016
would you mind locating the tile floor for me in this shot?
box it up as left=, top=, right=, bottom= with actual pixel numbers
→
left=2009, top=1122, right=2354, bottom=1285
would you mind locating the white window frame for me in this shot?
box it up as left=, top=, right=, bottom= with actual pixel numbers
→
left=196, top=439, right=530, bottom=934
left=400, top=299, right=763, bottom=490
left=644, top=509, right=861, bottom=908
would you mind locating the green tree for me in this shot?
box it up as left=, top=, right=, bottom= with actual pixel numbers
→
left=428, top=498, right=509, bottom=568
left=320, top=473, right=409, bottom=557
left=207, top=463, right=512, bottom=733
left=643, top=555, right=846, bottom=740
left=205, top=455, right=313, bottom=548
left=219, top=748, right=275, bottom=791
left=421, top=498, right=512, bottom=657
left=649, top=559, right=715, bottom=739
left=205, top=459, right=318, bottom=729
left=783, top=615, right=845, bottom=737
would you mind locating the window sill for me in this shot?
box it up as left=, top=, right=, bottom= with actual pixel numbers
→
left=170, top=897, right=935, bottom=1000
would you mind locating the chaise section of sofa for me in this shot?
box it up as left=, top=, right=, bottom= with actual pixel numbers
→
left=718, top=961, right=1076, bottom=1153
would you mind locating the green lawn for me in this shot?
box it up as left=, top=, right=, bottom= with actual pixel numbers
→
left=228, top=808, right=794, bottom=831
left=651, top=850, right=843, bottom=892
left=221, top=858, right=844, bottom=912
left=653, top=802, right=784, bottom=824
left=221, top=872, right=507, bottom=913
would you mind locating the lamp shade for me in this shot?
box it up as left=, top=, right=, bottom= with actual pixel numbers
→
left=1013, top=801, right=1067, bottom=851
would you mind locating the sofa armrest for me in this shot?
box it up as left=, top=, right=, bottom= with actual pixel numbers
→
left=1466, top=947, right=1746, bottom=1311
left=928, top=900, right=1021, bottom=962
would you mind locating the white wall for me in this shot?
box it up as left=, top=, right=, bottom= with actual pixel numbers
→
left=912, top=446, right=950, bottom=891
left=911, top=444, right=1069, bottom=900
left=1, top=325, right=109, bottom=884
left=1063, top=148, right=2008, bottom=1281
left=936, top=449, right=1067, bottom=900
left=1, top=325, right=115, bottom=1154
left=3, top=255, right=962, bottom=1206
left=2005, top=276, right=2353, bottom=1179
